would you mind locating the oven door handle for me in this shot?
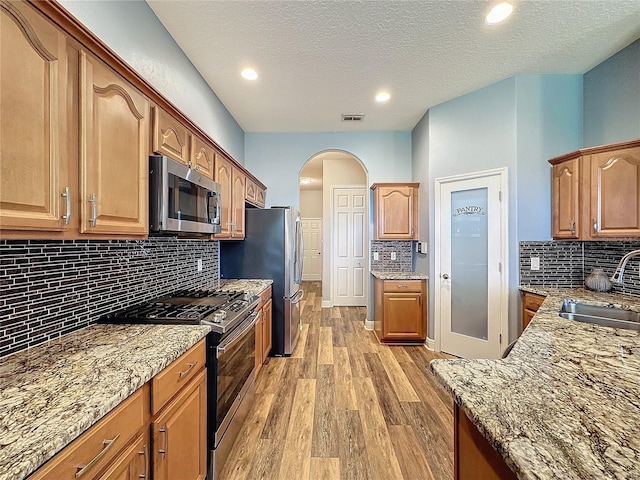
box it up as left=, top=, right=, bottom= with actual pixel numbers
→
left=217, top=311, right=259, bottom=357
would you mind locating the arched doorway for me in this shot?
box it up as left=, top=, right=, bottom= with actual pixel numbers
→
left=299, top=150, right=369, bottom=307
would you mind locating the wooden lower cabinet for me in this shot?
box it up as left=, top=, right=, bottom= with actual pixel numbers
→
left=255, top=286, right=273, bottom=377
left=455, top=405, right=516, bottom=480
left=521, top=291, right=544, bottom=331
left=29, top=340, right=207, bottom=480
left=97, top=433, right=148, bottom=480
left=374, top=278, right=427, bottom=343
left=152, top=368, right=207, bottom=480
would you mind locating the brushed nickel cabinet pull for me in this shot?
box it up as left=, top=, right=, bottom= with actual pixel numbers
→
left=75, top=433, right=120, bottom=477
left=397, top=284, right=408, bottom=288
left=88, top=193, right=97, bottom=227
left=158, top=424, right=168, bottom=458
left=593, top=218, right=598, bottom=234
left=570, top=220, right=575, bottom=235
left=61, top=186, right=71, bottom=225
left=138, top=444, right=148, bottom=478
left=179, top=361, right=197, bottom=378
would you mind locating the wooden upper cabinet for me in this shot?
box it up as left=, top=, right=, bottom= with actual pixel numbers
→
left=80, top=51, right=149, bottom=235
left=590, top=146, right=640, bottom=238
left=245, top=177, right=266, bottom=208
left=232, top=169, right=246, bottom=239
left=152, top=106, right=190, bottom=165
left=371, top=183, right=419, bottom=240
left=190, top=135, right=215, bottom=179
left=550, top=140, right=640, bottom=240
left=215, top=154, right=233, bottom=238
left=0, top=1, right=70, bottom=232
left=551, top=158, right=580, bottom=239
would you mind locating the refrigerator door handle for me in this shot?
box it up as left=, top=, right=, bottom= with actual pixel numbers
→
left=290, top=289, right=305, bottom=304
left=294, top=216, right=304, bottom=284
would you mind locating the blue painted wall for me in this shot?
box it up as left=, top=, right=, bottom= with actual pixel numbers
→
left=59, top=0, right=245, bottom=162
left=244, top=131, right=412, bottom=208
left=584, top=39, right=640, bottom=147
left=413, top=75, right=583, bottom=342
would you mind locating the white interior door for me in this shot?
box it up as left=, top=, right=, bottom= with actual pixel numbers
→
left=302, top=218, right=322, bottom=281
left=333, top=187, right=367, bottom=306
left=435, top=168, right=508, bottom=359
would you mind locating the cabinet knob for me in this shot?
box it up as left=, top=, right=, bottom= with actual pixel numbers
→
left=441, top=273, right=451, bottom=280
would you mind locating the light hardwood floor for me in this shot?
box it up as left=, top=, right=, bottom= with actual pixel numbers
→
left=220, top=281, right=454, bottom=480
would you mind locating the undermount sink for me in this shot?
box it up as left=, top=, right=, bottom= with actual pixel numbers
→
left=559, top=300, right=640, bottom=331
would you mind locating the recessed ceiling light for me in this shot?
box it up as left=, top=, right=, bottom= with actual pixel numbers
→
left=375, top=91, right=391, bottom=103
left=485, top=2, right=513, bottom=25
left=241, top=68, right=258, bottom=81
left=300, top=177, right=312, bottom=185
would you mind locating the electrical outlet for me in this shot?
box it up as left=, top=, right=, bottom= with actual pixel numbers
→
left=530, top=257, right=540, bottom=271
left=391, top=252, right=397, bottom=261
left=373, top=252, right=379, bottom=261
left=197, top=259, right=203, bottom=271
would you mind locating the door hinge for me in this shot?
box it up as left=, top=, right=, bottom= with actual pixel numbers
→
left=498, top=262, right=502, bottom=273
left=499, top=190, right=503, bottom=201
left=499, top=333, right=502, bottom=344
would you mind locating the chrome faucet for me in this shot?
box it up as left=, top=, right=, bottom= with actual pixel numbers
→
left=610, top=249, right=640, bottom=284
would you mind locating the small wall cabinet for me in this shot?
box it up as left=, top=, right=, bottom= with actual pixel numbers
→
left=215, top=155, right=246, bottom=239
left=374, top=278, right=427, bottom=343
left=371, top=183, right=419, bottom=240
left=550, top=139, right=640, bottom=240
left=521, top=291, right=544, bottom=331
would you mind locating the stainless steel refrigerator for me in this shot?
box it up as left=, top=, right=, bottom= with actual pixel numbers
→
left=220, top=207, right=304, bottom=356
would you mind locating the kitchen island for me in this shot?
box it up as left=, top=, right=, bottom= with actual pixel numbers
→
left=431, top=287, right=640, bottom=479
left=0, top=324, right=209, bottom=480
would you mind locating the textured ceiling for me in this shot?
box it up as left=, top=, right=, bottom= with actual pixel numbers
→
left=146, top=1, right=640, bottom=133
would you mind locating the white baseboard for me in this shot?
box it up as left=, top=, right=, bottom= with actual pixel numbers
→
left=425, top=337, right=436, bottom=350
left=364, top=318, right=374, bottom=331
left=321, top=300, right=332, bottom=308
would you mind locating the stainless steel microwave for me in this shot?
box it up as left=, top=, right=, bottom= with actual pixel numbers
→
left=149, top=155, right=222, bottom=235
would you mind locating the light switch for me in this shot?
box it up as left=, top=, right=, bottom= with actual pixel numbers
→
left=530, top=257, right=540, bottom=271
left=391, top=252, right=397, bottom=261
left=373, top=252, right=379, bottom=261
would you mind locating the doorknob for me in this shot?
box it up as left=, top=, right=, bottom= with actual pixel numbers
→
left=441, top=273, right=451, bottom=279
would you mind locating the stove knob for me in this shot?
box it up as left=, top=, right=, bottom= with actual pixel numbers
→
left=213, top=310, right=227, bottom=323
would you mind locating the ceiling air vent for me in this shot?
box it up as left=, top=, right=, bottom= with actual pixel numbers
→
left=341, top=114, right=365, bottom=122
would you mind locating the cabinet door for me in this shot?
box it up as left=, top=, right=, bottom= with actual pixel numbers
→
left=152, top=106, right=190, bottom=166
left=246, top=177, right=258, bottom=204
left=551, top=159, right=580, bottom=239
left=232, top=168, right=246, bottom=239
left=191, top=135, right=214, bottom=179
left=153, top=369, right=207, bottom=480
left=590, top=147, right=640, bottom=238
left=215, top=154, right=233, bottom=238
left=382, top=292, right=425, bottom=341
left=98, top=434, right=148, bottom=480
left=79, top=51, right=149, bottom=235
left=375, top=186, right=417, bottom=239
left=255, top=308, right=264, bottom=376
left=256, top=186, right=266, bottom=208
left=0, top=1, right=70, bottom=231
left=263, top=298, right=273, bottom=359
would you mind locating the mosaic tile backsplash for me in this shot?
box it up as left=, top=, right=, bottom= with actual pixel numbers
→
left=520, top=241, right=640, bottom=297
left=1, top=237, right=219, bottom=357
left=370, top=240, right=413, bottom=271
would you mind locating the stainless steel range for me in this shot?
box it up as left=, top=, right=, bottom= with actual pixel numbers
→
left=101, top=288, right=259, bottom=480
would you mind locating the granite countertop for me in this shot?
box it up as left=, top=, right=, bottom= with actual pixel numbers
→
left=430, top=286, right=640, bottom=480
left=218, top=278, right=273, bottom=301
left=371, top=270, right=429, bottom=280
left=0, top=324, right=210, bottom=480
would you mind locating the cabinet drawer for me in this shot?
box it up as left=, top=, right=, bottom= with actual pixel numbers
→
left=259, top=286, right=272, bottom=307
left=151, top=339, right=206, bottom=415
left=29, top=387, right=146, bottom=480
left=384, top=280, right=423, bottom=293
left=522, top=292, right=545, bottom=312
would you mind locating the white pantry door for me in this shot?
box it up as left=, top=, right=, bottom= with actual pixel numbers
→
left=435, top=168, right=508, bottom=359
left=333, top=187, right=367, bottom=306
left=302, top=218, right=322, bottom=281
